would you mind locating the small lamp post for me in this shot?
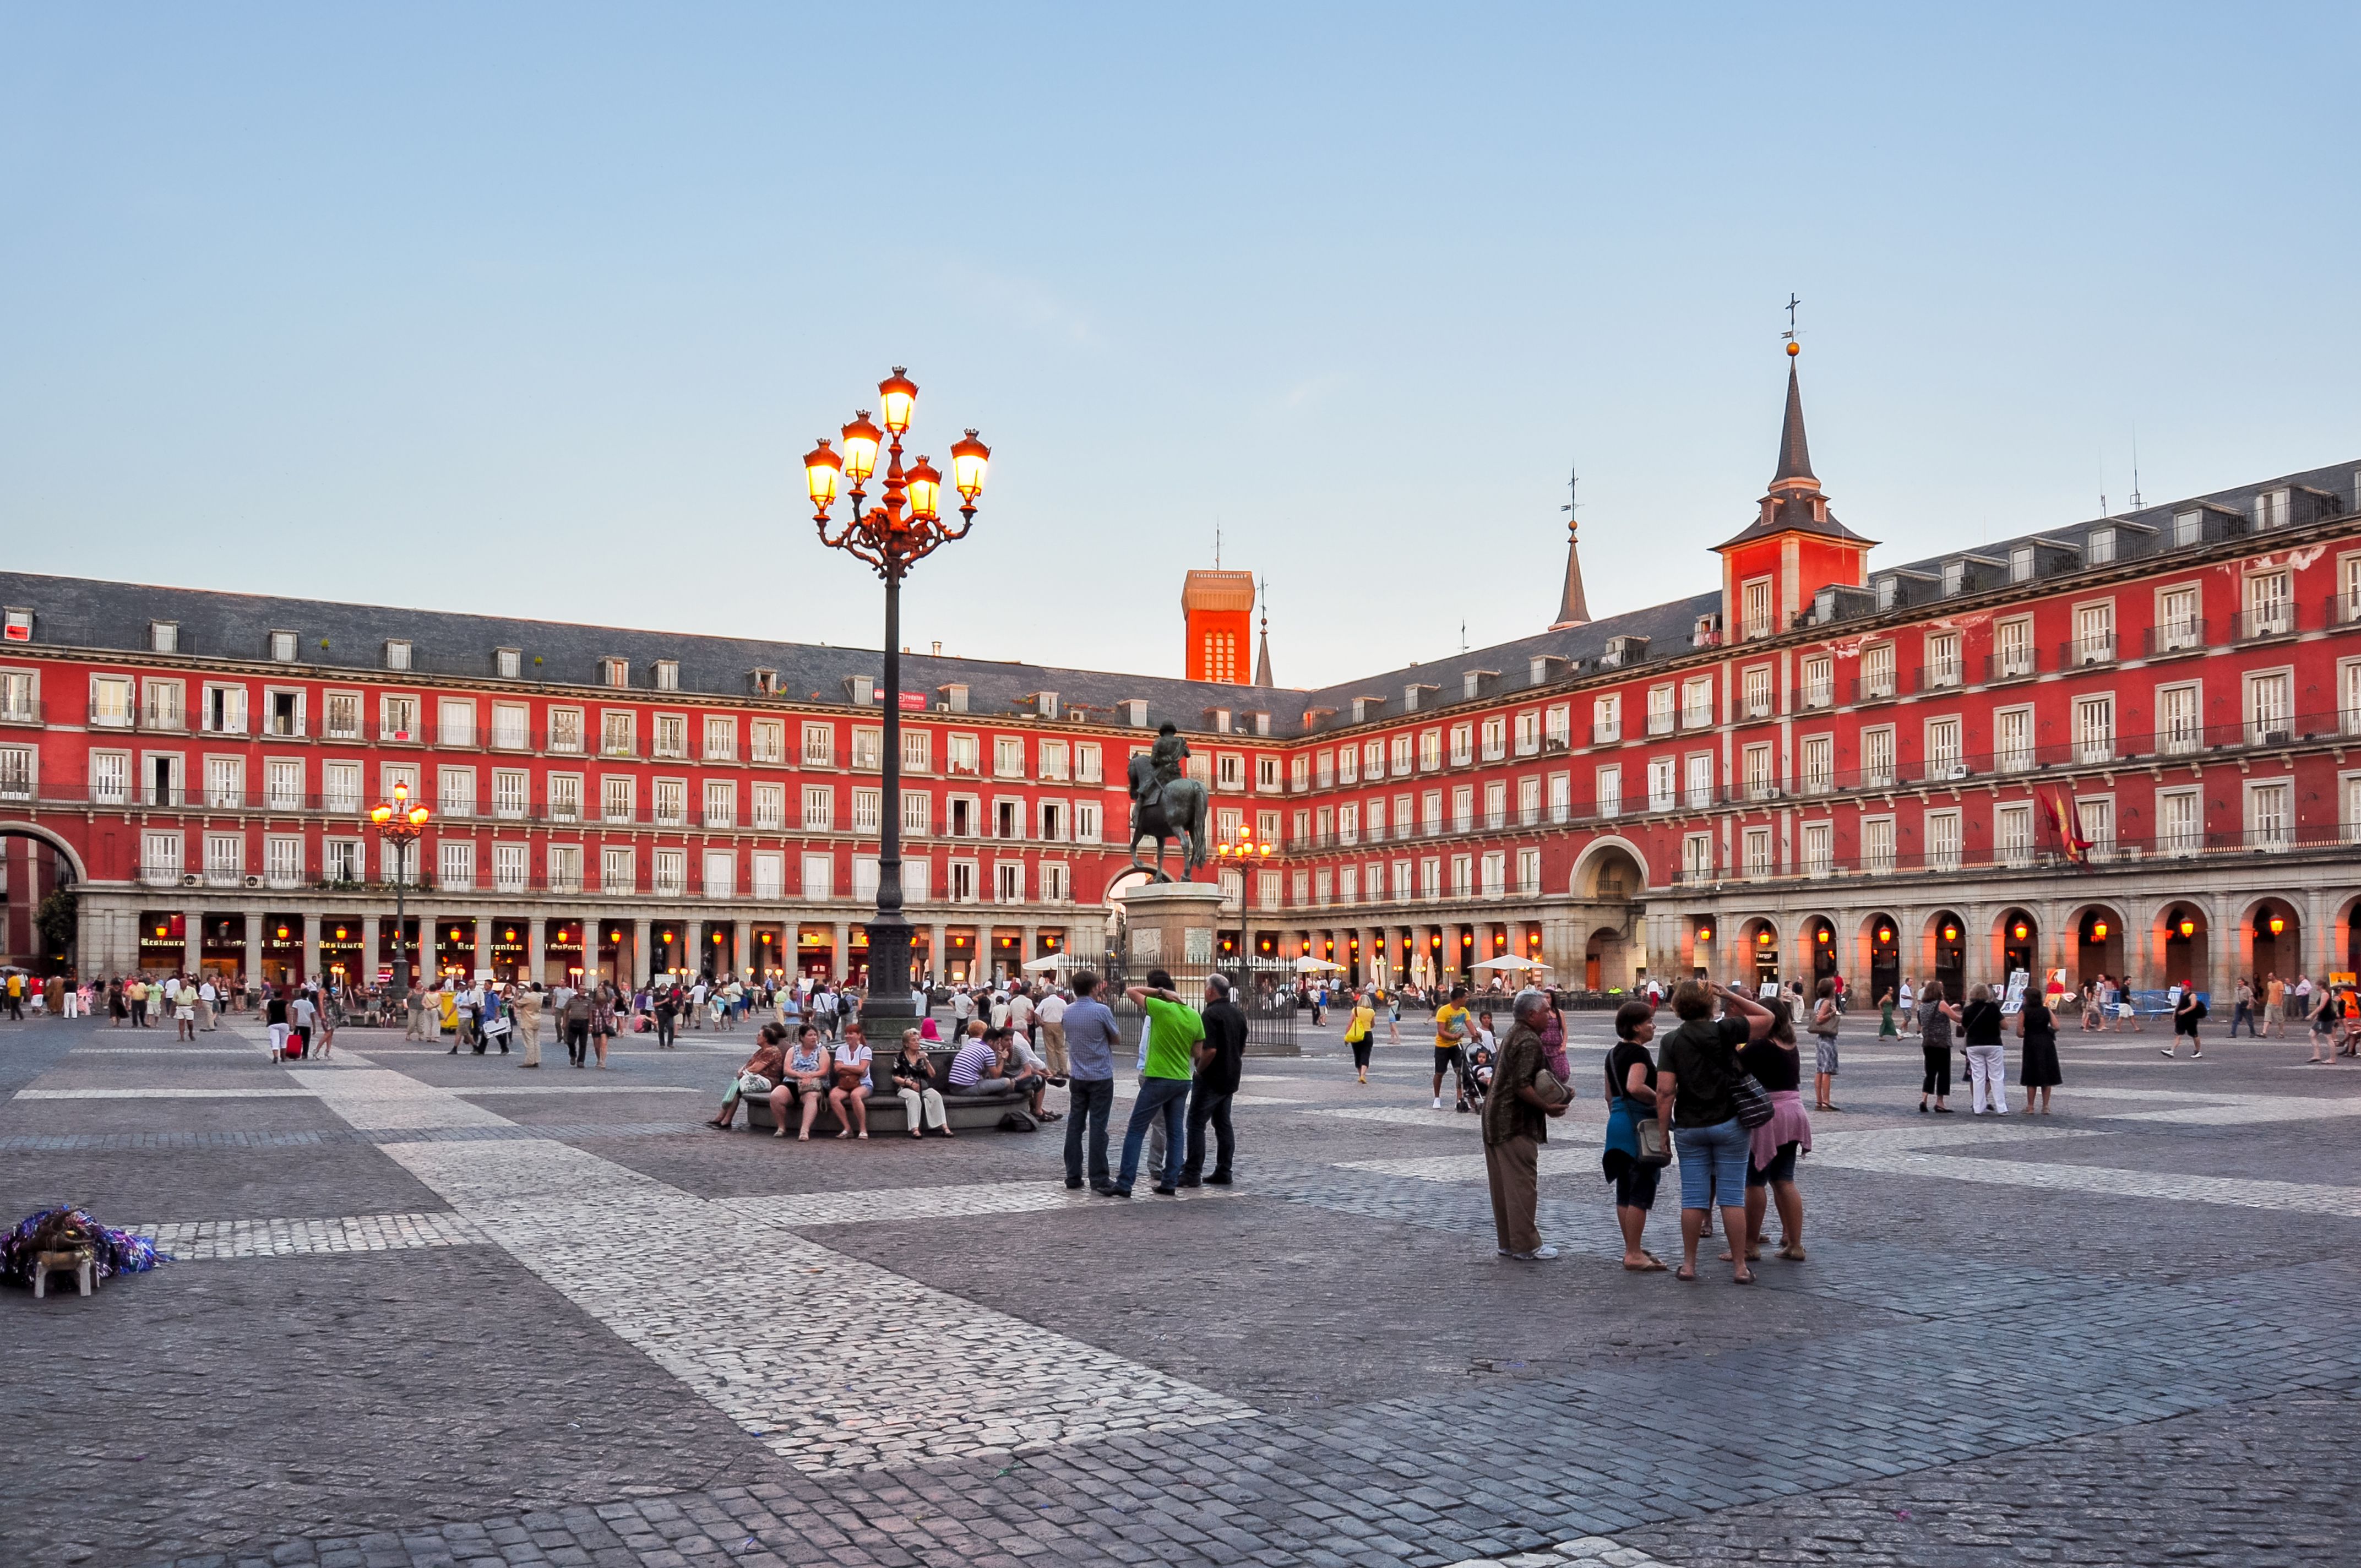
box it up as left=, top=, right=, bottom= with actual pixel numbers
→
left=804, top=368, right=988, bottom=1030
left=366, top=781, right=431, bottom=1009
left=1214, top=824, right=1275, bottom=997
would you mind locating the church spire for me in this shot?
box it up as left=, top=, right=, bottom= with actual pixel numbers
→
left=1771, top=358, right=1816, bottom=489
left=1253, top=576, right=1276, bottom=687
left=1549, top=464, right=1590, bottom=630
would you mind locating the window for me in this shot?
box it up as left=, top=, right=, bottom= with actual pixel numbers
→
left=1479, top=852, right=1505, bottom=898
left=1417, top=728, right=1441, bottom=769
left=654, top=660, right=678, bottom=692
left=2246, top=570, right=2292, bottom=638
left=547, top=707, right=583, bottom=753
left=1684, top=753, right=1715, bottom=809
left=1482, top=780, right=1506, bottom=829
left=1517, top=776, right=1541, bottom=826
left=205, top=756, right=245, bottom=809
left=2255, top=487, right=2292, bottom=530
left=1800, top=735, right=1834, bottom=794
left=142, top=830, right=182, bottom=884
left=994, top=736, right=1025, bottom=777
left=2153, top=586, right=2201, bottom=653
left=1041, top=862, right=1070, bottom=902
left=652, top=848, right=687, bottom=896
left=89, top=675, right=133, bottom=728
left=492, top=703, right=529, bottom=750
left=1037, top=738, right=1069, bottom=782
left=2347, top=777, right=2361, bottom=845
left=439, top=840, right=474, bottom=892
left=2073, top=696, right=2114, bottom=763
left=1743, top=826, right=1774, bottom=879
left=803, top=723, right=836, bottom=767
left=753, top=781, right=786, bottom=831
left=1742, top=666, right=1773, bottom=718
left=1480, top=717, right=1506, bottom=761
left=145, top=679, right=192, bottom=732
left=2346, top=661, right=2361, bottom=737
left=1924, top=631, right=1962, bottom=688
left=2344, top=554, right=2361, bottom=624
left=1450, top=856, right=1472, bottom=899
left=1851, top=727, right=1891, bottom=789
left=384, top=640, right=412, bottom=671
left=1516, top=847, right=1541, bottom=895
left=1391, top=733, right=1416, bottom=773
left=996, top=862, right=1025, bottom=903
left=265, top=835, right=303, bottom=889
left=1256, top=754, right=1279, bottom=792
left=494, top=843, right=529, bottom=894
left=204, top=831, right=243, bottom=885
left=1681, top=833, right=1713, bottom=884
left=601, top=846, right=634, bottom=895
left=602, top=657, right=628, bottom=688
left=1802, top=657, right=1833, bottom=709
left=269, top=630, right=296, bottom=662
left=0, top=745, right=35, bottom=804
left=1989, top=706, right=2030, bottom=772
left=2159, top=683, right=2202, bottom=754
left=948, top=733, right=979, bottom=776
left=1996, top=802, right=2034, bottom=867
left=1926, top=809, right=1962, bottom=872
left=1217, top=752, right=1242, bottom=790
left=1801, top=821, right=1832, bottom=878
left=492, top=769, right=527, bottom=819
left=265, top=759, right=302, bottom=812
left=600, top=710, right=635, bottom=756
left=848, top=726, right=882, bottom=771
left=652, top=714, right=687, bottom=759
left=1591, top=766, right=1616, bottom=819
left=2245, top=780, right=2292, bottom=850
left=1592, top=696, right=1620, bottom=745
left=266, top=684, right=307, bottom=738
left=1337, top=801, right=1359, bottom=844
left=754, top=853, right=787, bottom=901
left=2070, top=602, right=2115, bottom=665
left=1926, top=716, right=1964, bottom=779
left=547, top=773, right=581, bottom=823
left=1859, top=644, right=1896, bottom=701
left=1643, top=684, right=1681, bottom=737
left=852, top=788, right=880, bottom=832
left=1448, top=725, right=1472, bottom=766
left=2158, top=788, right=2202, bottom=855
left=903, top=859, right=931, bottom=904
left=1646, top=756, right=1675, bottom=813
left=90, top=751, right=127, bottom=806
left=2245, top=671, right=2293, bottom=744
left=201, top=684, right=247, bottom=735
left=601, top=776, right=634, bottom=824
left=1863, top=816, right=1895, bottom=874
left=2087, top=526, right=2116, bottom=565
left=705, top=780, right=737, bottom=829
left=652, top=778, right=686, bottom=827
left=802, top=785, right=834, bottom=831
left=496, top=647, right=521, bottom=679
left=322, top=760, right=361, bottom=815
left=2077, top=796, right=2115, bottom=862
left=1333, top=747, right=1354, bottom=786
left=1421, top=790, right=1444, bottom=835
left=1995, top=616, right=2034, bottom=679
left=703, top=849, right=736, bottom=899
left=1742, top=576, right=1774, bottom=640
left=1451, top=785, right=1474, bottom=832
left=750, top=719, right=785, bottom=764
left=1681, top=677, right=1714, bottom=728
left=1743, top=742, right=1775, bottom=800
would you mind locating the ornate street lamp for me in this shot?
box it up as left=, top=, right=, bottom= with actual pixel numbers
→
left=366, top=781, right=431, bottom=1008
left=1214, top=823, right=1276, bottom=993
left=805, top=367, right=989, bottom=1029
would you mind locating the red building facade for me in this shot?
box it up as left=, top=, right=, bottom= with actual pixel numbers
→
left=1, top=365, right=2355, bottom=1003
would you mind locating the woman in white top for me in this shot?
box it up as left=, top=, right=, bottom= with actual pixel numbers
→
left=828, top=1023, right=875, bottom=1139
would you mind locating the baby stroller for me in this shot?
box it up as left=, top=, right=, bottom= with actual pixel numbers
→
left=1461, top=1044, right=1494, bottom=1112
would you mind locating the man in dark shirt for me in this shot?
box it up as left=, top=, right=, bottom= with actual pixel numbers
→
left=1181, top=974, right=1249, bottom=1187
left=1481, top=989, right=1569, bottom=1260
left=1654, top=978, right=1773, bottom=1283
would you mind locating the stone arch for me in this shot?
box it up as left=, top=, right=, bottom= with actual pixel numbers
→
left=0, top=820, right=88, bottom=884
left=2061, top=900, right=2130, bottom=989
left=2233, top=892, right=2304, bottom=989
left=1569, top=836, right=1652, bottom=899
left=1859, top=910, right=1903, bottom=1003
left=1923, top=908, right=1968, bottom=1002
left=1738, top=915, right=1781, bottom=987
left=2147, top=897, right=2215, bottom=997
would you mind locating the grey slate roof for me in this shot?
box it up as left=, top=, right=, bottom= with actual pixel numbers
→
left=3, top=458, right=2353, bottom=743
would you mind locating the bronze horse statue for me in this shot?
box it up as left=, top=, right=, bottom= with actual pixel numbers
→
left=1126, top=750, right=1210, bottom=881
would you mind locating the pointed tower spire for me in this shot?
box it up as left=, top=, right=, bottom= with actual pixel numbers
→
left=1772, top=360, right=1816, bottom=487
left=1253, top=576, right=1276, bottom=687
left=1550, top=464, right=1590, bottom=629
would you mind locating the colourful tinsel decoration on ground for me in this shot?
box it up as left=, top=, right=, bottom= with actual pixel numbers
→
left=1, top=1206, right=169, bottom=1287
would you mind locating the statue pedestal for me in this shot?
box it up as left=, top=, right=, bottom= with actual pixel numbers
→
left=1117, top=881, right=1228, bottom=977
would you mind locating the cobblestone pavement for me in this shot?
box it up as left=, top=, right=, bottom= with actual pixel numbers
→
left=3, top=1005, right=2358, bottom=1566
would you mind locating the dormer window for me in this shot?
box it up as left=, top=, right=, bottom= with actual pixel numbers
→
left=845, top=674, right=877, bottom=706
left=1254, top=711, right=1271, bottom=737
left=2, top=609, right=29, bottom=644
left=1212, top=708, right=1232, bottom=734
left=654, top=660, right=679, bottom=692
left=2254, top=488, right=2291, bottom=530
left=150, top=622, right=179, bottom=654
left=2087, top=527, right=2115, bottom=565
left=1875, top=576, right=1897, bottom=611
left=2009, top=546, right=2034, bottom=582
left=384, top=639, right=412, bottom=671
left=496, top=647, right=522, bottom=679
left=1123, top=698, right=1147, bottom=727
left=269, top=630, right=296, bottom=662
left=942, top=683, right=969, bottom=713
left=602, top=657, right=629, bottom=688
left=750, top=667, right=780, bottom=695
left=1941, top=562, right=1966, bottom=596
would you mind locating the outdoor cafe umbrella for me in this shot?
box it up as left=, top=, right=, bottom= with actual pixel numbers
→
left=1468, top=955, right=1552, bottom=972
left=1293, top=956, right=1348, bottom=973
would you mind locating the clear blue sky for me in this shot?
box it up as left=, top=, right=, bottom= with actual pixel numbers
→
left=4, top=5, right=2356, bottom=688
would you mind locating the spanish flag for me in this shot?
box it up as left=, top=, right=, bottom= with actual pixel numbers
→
left=2048, top=789, right=2093, bottom=865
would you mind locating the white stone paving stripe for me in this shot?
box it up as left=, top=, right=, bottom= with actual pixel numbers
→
left=133, top=1210, right=486, bottom=1258
left=16, top=1087, right=322, bottom=1099
left=749, top=1178, right=1242, bottom=1228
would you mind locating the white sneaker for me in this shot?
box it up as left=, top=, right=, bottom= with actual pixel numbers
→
left=1512, top=1245, right=1560, bottom=1261
left=1433, top=1096, right=1443, bottom=1109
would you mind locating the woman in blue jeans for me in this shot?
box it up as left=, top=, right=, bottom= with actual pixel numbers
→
left=1651, top=978, right=1774, bottom=1284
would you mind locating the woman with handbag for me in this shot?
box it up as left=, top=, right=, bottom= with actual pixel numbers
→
left=1917, top=982, right=1959, bottom=1113
left=1601, top=999, right=1667, bottom=1272
left=891, top=1028, right=952, bottom=1138
left=768, top=1025, right=833, bottom=1140
left=1739, top=998, right=1812, bottom=1264
left=708, top=1024, right=788, bottom=1129
left=589, top=983, right=619, bottom=1069
left=828, top=1022, right=875, bottom=1139
left=1652, top=979, right=1774, bottom=1284
left=1961, top=983, right=2009, bottom=1113
left=1343, top=994, right=1375, bottom=1084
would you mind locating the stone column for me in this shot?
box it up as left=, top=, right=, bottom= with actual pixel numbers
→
left=242, top=908, right=265, bottom=984
left=930, top=922, right=949, bottom=987
left=182, top=908, right=203, bottom=976
left=300, top=914, right=320, bottom=985
left=632, top=917, right=653, bottom=987
left=581, top=911, right=603, bottom=986
left=730, top=920, right=748, bottom=983
left=360, top=915, right=380, bottom=985
left=473, top=917, right=491, bottom=981
left=830, top=921, right=850, bottom=983
left=1022, top=922, right=1041, bottom=975
left=527, top=914, right=548, bottom=987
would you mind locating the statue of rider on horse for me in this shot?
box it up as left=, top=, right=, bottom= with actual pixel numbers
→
left=1126, top=722, right=1210, bottom=881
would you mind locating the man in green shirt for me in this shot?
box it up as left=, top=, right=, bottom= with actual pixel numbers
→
left=1107, top=968, right=1203, bottom=1197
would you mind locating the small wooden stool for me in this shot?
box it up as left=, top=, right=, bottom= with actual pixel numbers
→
left=30, top=1248, right=95, bottom=1298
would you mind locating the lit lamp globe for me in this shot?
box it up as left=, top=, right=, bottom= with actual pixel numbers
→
left=950, top=429, right=991, bottom=505
left=804, top=438, right=842, bottom=514
left=877, top=367, right=918, bottom=435
left=840, top=412, right=882, bottom=484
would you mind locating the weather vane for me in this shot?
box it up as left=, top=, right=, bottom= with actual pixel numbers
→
left=1783, top=292, right=1802, bottom=357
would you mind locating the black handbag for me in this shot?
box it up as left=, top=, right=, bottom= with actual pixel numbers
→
left=1727, top=1040, right=1775, bottom=1129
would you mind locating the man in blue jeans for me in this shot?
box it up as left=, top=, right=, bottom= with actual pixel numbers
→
left=1653, top=978, right=1772, bottom=1284
left=1059, top=972, right=1124, bottom=1193
left=1105, top=968, right=1201, bottom=1197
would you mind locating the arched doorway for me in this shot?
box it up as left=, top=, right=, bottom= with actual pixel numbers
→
left=1929, top=910, right=1967, bottom=1000
left=1999, top=908, right=2038, bottom=989
left=1863, top=912, right=1901, bottom=1004
left=1585, top=924, right=1631, bottom=992
left=1741, top=917, right=1780, bottom=989
left=2160, top=904, right=2208, bottom=997
left=0, top=826, right=79, bottom=976
left=1803, top=914, right=1838, bottom=983
left=1687, top=915, right=1718, bottom=979
left=2246, top=899, right=2300, bottom=987
left=2071, top=905, right=2124, bottom=989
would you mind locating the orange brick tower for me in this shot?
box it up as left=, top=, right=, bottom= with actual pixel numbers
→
left=1714, top=344, right=1875, bottom=641
left=1181, top=568, right=1257, bottom=684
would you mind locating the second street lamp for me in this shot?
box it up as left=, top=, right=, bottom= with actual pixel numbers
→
left=805, top=366, right=989, bottom=1030
left=366, top=781, right=431, bottom=1010
left=1214, top=823, right=1275, bottom=998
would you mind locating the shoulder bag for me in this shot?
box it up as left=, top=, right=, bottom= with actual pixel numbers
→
left=1725, top=1038, right=1775, bottom=1129
left=1635, top=1115, right=1673, bottom=1166
left=737, top=1071, right=775, bottom=1095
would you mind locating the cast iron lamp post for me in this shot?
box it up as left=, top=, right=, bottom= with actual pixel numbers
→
left=804, top=367, right=989, bottom=1027
left=1214, top=823, right=1275, bottom=1004
left=366, top=781, right=431, bottom=1009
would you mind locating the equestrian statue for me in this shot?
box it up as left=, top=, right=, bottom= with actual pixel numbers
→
left=1125, top=722, right=1210, bottom=881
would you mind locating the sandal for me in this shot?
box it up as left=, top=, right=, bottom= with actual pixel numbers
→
left=1623, top=1256, right=1668, bottom=1272
left=1732, top=1271, right=1756, bottom=1286
left=1675, top=1265, right=1699, bottom=1282
left=1778, top=1242, right=1807, bottom=1262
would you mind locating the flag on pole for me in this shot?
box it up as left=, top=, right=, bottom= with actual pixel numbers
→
left=2048, top=789, right=2093, bottom=864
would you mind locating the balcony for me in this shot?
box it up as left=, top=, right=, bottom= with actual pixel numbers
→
left=1986, top=649, right=2039, bottom=683
left=2237, top=605, right=2298, bottom=643
left=1851, top=668, right=1903, bottom=704
left=1645, top=712, right=1674, bottom=737
left=1916, top=662, right=1966, bottom=693
left=1680, top=707, right=1715, bottom=731
left=1592, top=722, right=1621, bottom=745
left=1740, top=694, right=1775, bottom=720
left=2328, top=593, right=2361, bottom=630
left=2060, top=633, right=2117, bottom=669
left=0, top=697, right=45, bottom=727
left=2144, top=619, right=2206, bottom=658
left=1799, top=681, right=1834, bottom=711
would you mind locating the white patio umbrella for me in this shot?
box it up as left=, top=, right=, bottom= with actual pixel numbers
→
left=1293, top=956, right=1347, bottom=973
left=1019, top=954, right=1067, bottom=973
left=1468, top=955, right=1551, bottom=972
